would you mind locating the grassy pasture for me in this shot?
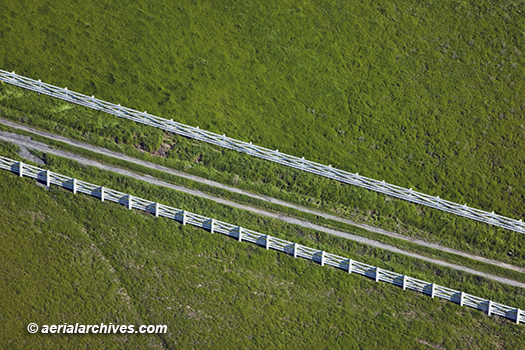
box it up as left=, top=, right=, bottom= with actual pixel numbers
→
left=1, top=0, right=524, bottom=216
left=1, top=0, right=524, bottom=263
left=1, top=141, right=525, bottom=349
left=2, top=0, right=525, bottom=346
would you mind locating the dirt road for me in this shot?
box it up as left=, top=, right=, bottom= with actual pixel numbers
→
left=0, top=119, right=524, bottom=288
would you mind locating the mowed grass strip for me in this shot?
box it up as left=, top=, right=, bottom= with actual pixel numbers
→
left=1, top=144, right=525, bottom=349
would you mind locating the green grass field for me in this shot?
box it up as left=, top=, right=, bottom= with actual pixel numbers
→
left=1, top=0, right=525, bottom=347
left=1, top=142, right=525, bottom=349
left=1, top=0, right=524, bottom=265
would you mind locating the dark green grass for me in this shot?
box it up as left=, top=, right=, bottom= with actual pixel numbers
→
left=2, top=121, right=525, bottom=284
left=1, top=145, right=525, bottom=349
left=0, top=144, right=161, bottom=349
left=1, top=88, right=524, bottom=269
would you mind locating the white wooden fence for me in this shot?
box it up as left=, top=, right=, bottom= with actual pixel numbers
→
left=0, top=155, right=522, bottom=325
left=0, top=70, right=524, bottom=235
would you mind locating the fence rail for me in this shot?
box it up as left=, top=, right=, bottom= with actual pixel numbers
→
left=0, top=155, right=522, bottom=325
left=0, top=70, right=524, bottom=235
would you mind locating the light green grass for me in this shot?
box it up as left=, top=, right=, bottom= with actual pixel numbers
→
left=1, top=0, right=524, bottom=217
left=1, top=1, right=525, bottom=346
left=0, top=146, right=161, bottom=349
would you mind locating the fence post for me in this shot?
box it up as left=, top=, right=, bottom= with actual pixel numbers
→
left=293, top=243, right=297, bottom=258
left=210, top=218, right=215, bottom=233
left=430, top=283, right=435, bottom=298
left=46, top=170, right=50, bottom=187
left=155, top=202, right=159, bottom=217
left=402, top=275, right=407, bottom=290
left=128, top=194, right=132, bottom=209
left=182, top=210, right=187, bottom=225
left=460, top=292, right=465, bottom=306
left=265, top=235, right=270, bottom=250
left=72, top=178, right=77, bottom=194
left=487, top=300, right=493, bottom=316
left=375, top=267, right=380, bottom=282
left=238, top=226, right=242, bottom=242
left=100, top=187, right=105, bottom=202
left=517, top=309, right=521, bottom=325
left=320, top=251, right=325, bottom=266
left=18, top=161, right=23, bottom=177
left=348, top=259, right=353, bottom=274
